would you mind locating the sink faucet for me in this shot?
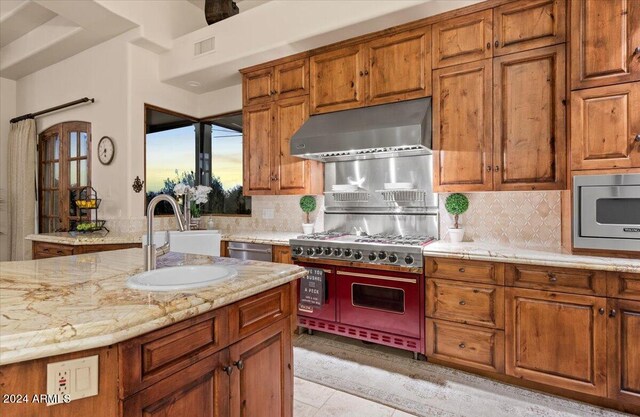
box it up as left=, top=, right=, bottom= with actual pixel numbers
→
left=145, top=195, right=186, bottom=271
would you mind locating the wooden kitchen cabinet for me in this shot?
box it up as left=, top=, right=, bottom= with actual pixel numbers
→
left=272, top=245, right=293, bottom=264
left=607, top=298, right=640, bottom=406
left=432, top=10, right=493, bottom=68
left=505, top=287, right=608, bottom=397
left=432, top=59, right=493, bottom=192
left=229, top=319, right=293, bottom=417
left=570, top=0, right=640, bottom=90
left=32, top=240, right=141, bottom=259
left=310, top=26, right=432, bottom=114
left=243, top=97, right=322, bottom=196
left=492, top=0, right=566, bottom=56
left=493, top=44, right=566, bottom=190
left=243, top=58, right=309, bottom=106
left=571, top=82, right=640, bottom=170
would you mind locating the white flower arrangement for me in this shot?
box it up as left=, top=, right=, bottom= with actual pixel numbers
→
left=173, top=183, right=213, bottom=204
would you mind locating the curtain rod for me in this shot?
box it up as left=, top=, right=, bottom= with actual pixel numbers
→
left=10, top=97, right=95, bottom=124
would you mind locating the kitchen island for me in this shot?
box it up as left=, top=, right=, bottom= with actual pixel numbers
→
left=0, top=249, right=306, bottom=417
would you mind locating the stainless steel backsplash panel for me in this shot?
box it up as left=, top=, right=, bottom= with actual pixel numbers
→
left=324, top=213, right=439, bottom=239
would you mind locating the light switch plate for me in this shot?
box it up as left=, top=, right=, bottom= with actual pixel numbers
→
left=47, top=355, right=98, bottom=405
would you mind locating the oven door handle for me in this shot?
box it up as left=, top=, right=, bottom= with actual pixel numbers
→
left=228, top=247, right=272, bottom=254
left=336, top=270, right=416, bottom=284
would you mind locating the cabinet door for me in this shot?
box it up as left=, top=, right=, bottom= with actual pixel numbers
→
left=310, top=45, right=367, bottom=114
left=505, top=288, right=607, bottom=396
left=571, top=82, right=640, bottom=170
left=432, top=10, right=493, bottom=68
left=493, top=44, right=566, bottom=191
left=272, top=245, right=292, bottom=264
left=365, top=27, right=431, bottom=105
left=123, top=350, right=230, bottom=417
left=433, top=59, right=493, bottom=192
left=274, top=96, right=311, bottom=194
left=229, top=319, right=292, bottom=417
left=607, top=298, right=640, bottom=406
left=570, top=0, right=640, bottom=90
left=243, top=103, right=275, bottom=195
left=274, top=58, right=309, bottom=100
left=493, top=0, right=566, bottom=56
left=243, top=67, right=275, bottom=106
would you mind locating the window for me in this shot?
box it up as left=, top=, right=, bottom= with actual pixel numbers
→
left=38, top=122, right=91, bottom=232
left=144, top=106, right=250, bottom=215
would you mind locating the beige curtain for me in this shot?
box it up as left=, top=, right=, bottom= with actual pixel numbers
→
left=8, top=119, right=37, bottom=260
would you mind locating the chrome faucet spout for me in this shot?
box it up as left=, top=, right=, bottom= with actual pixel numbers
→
left=145, top=195, right=186, bottom=271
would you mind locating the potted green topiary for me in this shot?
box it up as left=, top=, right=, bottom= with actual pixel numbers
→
left=445, top=193, right=469, bottom=243
left=299, top=195, right=317, bottom=235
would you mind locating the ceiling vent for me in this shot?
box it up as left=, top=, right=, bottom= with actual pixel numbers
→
left=194, top=37, right=215, bottom=56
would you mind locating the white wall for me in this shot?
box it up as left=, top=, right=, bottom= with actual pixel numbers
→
left=0, top=77, right=17, bottom=261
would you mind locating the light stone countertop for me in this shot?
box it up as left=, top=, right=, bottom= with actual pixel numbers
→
left=0, top=249, right=306, bottom=365
left=26, top=231, right=299, bottom=246
left=423, top=241, right=640, bottom=273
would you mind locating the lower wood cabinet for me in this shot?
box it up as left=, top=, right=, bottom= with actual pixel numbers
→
left=32, top=241, right=141, bottom=259
left=607, top=298, right=640, bottom=406
left=272, top=245, right=293, bottom=264
left=504, top=287, right=608, bottom=397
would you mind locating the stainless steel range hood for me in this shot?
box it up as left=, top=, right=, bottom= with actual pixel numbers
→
left=290, top=98, right=431, bottom=162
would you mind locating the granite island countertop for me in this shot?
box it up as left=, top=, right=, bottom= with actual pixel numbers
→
left=423, top=241, right=640, bottom=273
left=0, top=249, right=307, bottom=365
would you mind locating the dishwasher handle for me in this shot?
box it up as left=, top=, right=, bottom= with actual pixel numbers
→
left=228, top=247, right=272, bottom=254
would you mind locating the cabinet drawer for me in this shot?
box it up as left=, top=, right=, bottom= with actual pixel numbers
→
left=427, top=279, right=504, bottom=328
left=426, top=257, right=504, bottom=285
left=426, top=319, right=504, bottom=373
left=32, top=242, right=74, bottom=258
left=608, top=272, right=640, bottom=301
left=118, top=308, right=228, bottom=398
left=229, top=284, right=291, bottom=341
left=505, top=264, right=607, bottom=295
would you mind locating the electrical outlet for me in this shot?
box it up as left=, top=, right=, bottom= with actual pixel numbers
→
left=47, top=355, right=98, bottom=406
left=262, top=208, right=274, bottom=219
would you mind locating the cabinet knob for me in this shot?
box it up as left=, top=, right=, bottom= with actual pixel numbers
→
left=459, top=300, right=466, bottom=306
left=486, top=42, right=491, bottom=50
left=359, top=71, right=364, bottom=76
left=495, top=165, right=500, bottom=172
left=233, top=360, right=244, bottom=370
left=599, top=308, right=605, bottom=315
left=634, top=46, right=640, bottom=55
left=364, top=70, right=369, bottom=75
left=494, top=40, right=499, bottom=48
left=609, top=309, right=617, bottom=318
left=486, top=166, right=491, bottom=171
left=548, top=273, right=557, bottom=282
left=223, top=365, right=233, bottom=375
left=459, top=267, right=465, bottom=273
left=634, top=134, right=640, bottom=142
left=459, top=343, right=466, bottom=349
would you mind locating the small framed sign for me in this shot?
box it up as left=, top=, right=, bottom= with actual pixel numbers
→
left=299, top=267, right=325, bottom=308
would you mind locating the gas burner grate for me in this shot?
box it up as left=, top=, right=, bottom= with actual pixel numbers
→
left=297, top=232, right=348, bottom=241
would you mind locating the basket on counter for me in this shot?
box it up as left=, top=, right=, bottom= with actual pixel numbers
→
left=71, top=186, right=109, bottom=235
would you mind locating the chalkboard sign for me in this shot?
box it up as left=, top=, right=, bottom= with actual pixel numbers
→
left=299, top=267, right=325, bottom=307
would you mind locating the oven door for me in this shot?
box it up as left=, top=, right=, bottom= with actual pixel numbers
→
left=336, top=267, right=421, bottom=338
left=295, top=263, right=336, bottom=322
left=580, top=185, right=640, bottom=239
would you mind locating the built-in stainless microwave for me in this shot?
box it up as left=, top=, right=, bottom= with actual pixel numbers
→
left=573, top=174, right=640, bottom=252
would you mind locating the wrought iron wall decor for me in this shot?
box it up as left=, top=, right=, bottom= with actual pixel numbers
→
left=132, top=176, right=144, bottom=193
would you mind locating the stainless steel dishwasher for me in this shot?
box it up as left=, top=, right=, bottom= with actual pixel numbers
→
left=227, top=241, right=273, bottom=262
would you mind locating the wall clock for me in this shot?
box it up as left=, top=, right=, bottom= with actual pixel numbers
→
left=97, top=136, right=115, bottom=165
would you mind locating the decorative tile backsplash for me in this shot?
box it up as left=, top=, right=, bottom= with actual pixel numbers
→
left=106, top=195, right=324, bottom=236
left=439, top=191, right=562, bottom=249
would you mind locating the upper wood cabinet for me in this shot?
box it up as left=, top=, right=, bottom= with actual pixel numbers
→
left=310, top=45, right=367, bottom=114
left=570, top=0, right=640, bottom=90
left=432, top=10, right=493, bottom=68
left=607, top=298, right=640, bottom=406
left=365, top=27, right=432, bottom=106
left=243, top=97, right=322, bottom=196
left=493, top=44, right=566, bottom=191
left=493, top=0, right=566, bottom=56
left=310, top=26, right=431, bottom=114
left=571, top=82, right=640, bottom=170
left=505, top=288, right=608, bottom=397
left=433, top=59, right=493, bottom=192
left=243, top=58, right=309, bottom=106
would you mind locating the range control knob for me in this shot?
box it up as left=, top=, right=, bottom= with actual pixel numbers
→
left=314, top=247, right=323, bottom=255
left=378, top=251, right=387, bottom=260
left=293, top=247, right=303, bottom=256
left=353, top=251, right=363, bottom=260
left=333, top=248, right=343, bottom=256
left=404, top=255, right=414, bottom=265
left=324, top=247, right=332, bottom=255
left=306, top=248, right=314, bottom=256
left=368, top=252, right=377, bottom=261
left=343, top=248, right=352, bottom=257
left=388, top=253, right=398, bottom=263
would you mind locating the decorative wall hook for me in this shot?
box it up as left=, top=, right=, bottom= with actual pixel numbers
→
left=132, top=176, right=144, bottom=193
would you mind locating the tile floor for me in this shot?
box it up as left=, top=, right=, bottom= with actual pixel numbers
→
left=294, top=377, right=416, bottom=417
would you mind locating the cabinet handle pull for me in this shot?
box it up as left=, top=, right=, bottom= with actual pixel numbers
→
left=223, top=365, right=233, bottom=375
left=609, top=309, right=617, bottom=318
left=459, top=343, right=466, bottom=349
left=598, top=308, right=605, bottom=315
left=548, top=273, right=557, bottom=282
left=459, top=267, right=465, bottom=273
left=494, top=40, right=499, bottom=48
left=234, top=360, right=244, bottom=370
left=486, top=42, right=491, bottom=50
left=459, top=300, right=466, bottom=306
